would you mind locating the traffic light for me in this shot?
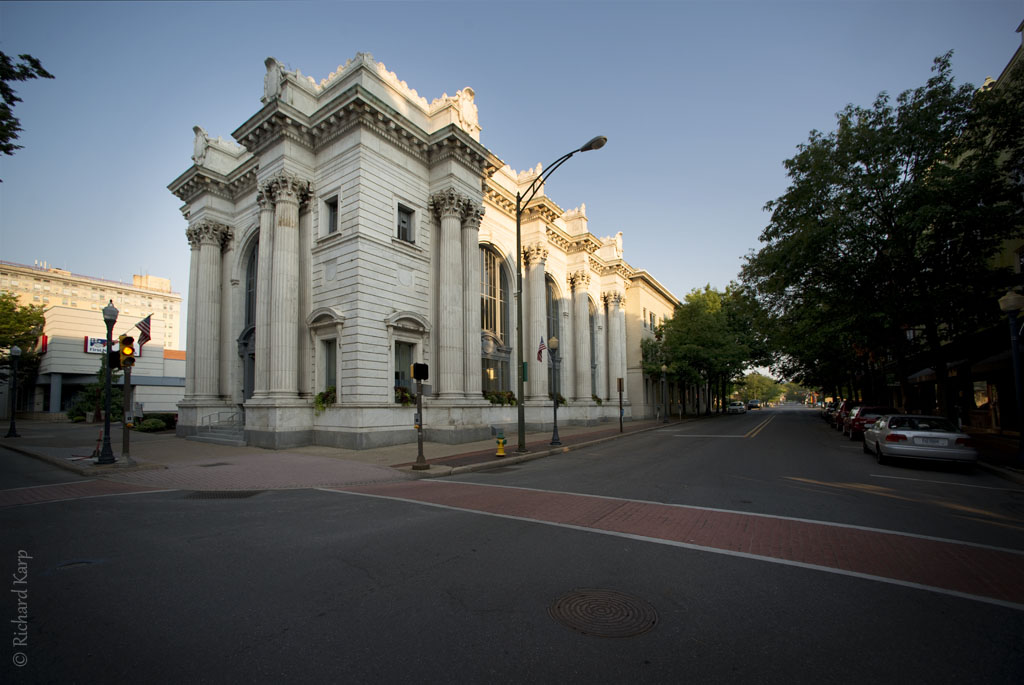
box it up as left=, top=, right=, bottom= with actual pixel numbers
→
left=119, top=335, right=136, bottom=367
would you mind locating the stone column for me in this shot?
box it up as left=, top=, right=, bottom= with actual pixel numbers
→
left=572, top=272, right=592, bottom=401
left=184, top=231, right=201, bottom=398
left=268, top=173, right=308, bottom=397
left=429, top=188, right=469, bottom=399
left=462, top=203, right=484, bottom=399
left=595, top=308, right=607, bottom=401
left=605, top=291, right=626, bottom=403
left=188, top=219, right=233, bottom=399
left=252, top=187, right=275, bottom=398
left=525, top=243, right=548, bottom=400
left=616, top=293, right=628, bottom=402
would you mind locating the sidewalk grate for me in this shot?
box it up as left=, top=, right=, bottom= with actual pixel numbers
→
left=183, top=491, right=265, bottom=499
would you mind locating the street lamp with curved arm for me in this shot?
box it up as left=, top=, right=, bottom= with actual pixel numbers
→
left=514, top=136, right=607, bottom=452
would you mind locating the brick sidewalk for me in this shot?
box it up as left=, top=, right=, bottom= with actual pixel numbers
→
left=330, top=480, right=1024, bottom=609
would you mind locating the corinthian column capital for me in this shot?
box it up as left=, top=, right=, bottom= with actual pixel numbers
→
left=602, top=290, right=624, bottom=307
left=462, top=202, right=485, bottom=230
left=569, top=271, right=591, bottom=289
left=429, top=187, right=471, bottom=220
left=523, top=243, right=548, bottom=266
left=186, top=219, right=233, bottom=249
left=265, top=171, right=312, bottom=205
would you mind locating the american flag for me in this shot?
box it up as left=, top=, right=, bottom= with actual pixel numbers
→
left=135, top=315, right=152, bottom=353
left=537, top=336, right=546, bottom=362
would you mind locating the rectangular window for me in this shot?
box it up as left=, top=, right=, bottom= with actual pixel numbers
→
left=323, top=339, right=337, bottom=390
left=394, top=341, right=414, bottom=397
left=325, top=196, right=339, bottom=235
left=643, top=308, right=647, bottom=328
left=397, top=205, right=414, bottom=243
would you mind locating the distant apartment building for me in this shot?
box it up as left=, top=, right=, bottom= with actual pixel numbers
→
left=0, top=261, right=185, bottom=416
left=0, top=261, right=182, bottom=350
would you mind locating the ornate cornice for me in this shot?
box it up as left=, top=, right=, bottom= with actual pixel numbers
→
left=545, top=226, right=571, bottom=252
left=186, top=219, right=234, bottom=249
left=427, top=126, right=489, bottom=175
left=168, top=158, right=258, bottom=205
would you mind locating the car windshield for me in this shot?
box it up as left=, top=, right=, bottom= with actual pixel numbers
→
left=886, top=417, right=958, bottom=433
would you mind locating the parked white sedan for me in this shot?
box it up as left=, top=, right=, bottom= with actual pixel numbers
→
left=862, top=415, right=978, bottom=466
left=726, top=401, right=747, bottom=414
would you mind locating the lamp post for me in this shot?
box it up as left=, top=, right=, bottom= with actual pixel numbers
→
left=661, top=363, right=669, bottom=423
left=98, top=300, right=118, bottom=465
left=514, top=135, right=607, bottom=452
left=5, top=345, right=21, bottom=438
left=549, top=336, right=561, bottom=446
left=998, top=290, right=1024, bottom=463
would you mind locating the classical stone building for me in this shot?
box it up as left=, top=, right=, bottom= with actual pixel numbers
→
left=169, top=53, right=677, bottom=448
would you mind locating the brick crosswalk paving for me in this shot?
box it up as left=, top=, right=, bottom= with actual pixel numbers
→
left=329, top=480, right=1024, bottom=610
left=0, top=480, right=169, bottom=508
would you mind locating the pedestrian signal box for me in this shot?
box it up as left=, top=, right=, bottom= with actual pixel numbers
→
left=412, top=363, right=429, bottom=381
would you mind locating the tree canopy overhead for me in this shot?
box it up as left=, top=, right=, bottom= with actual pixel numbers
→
left=742, top=53, right=1023, bottom=410
left=0, top=51, right=54, bottom=168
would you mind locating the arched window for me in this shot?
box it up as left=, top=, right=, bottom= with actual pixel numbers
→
left=238, top=242, right=258, bottom=401
left=245, top=244, right=258, bottom=329
left=480, top=246, right=511, bottom=393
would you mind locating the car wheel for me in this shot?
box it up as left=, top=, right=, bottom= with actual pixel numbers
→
left=874, top=442, right=887, bottom=465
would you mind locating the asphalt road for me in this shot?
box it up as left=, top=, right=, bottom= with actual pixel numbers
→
left=2, top=406, right=1022, bottom=683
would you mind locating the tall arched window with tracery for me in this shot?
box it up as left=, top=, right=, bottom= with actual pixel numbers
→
left=480, top=246, right=511, bottom=393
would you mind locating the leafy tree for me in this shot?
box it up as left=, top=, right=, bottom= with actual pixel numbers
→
left=742, top=53, right=1023, bottom=417
left=739, top=372, right=783, bottom=403
left=1, top=51, right=54, bottom=163
left=67, top=355, right=123, bottom=422
left=1, top=291, right=44, bottom=384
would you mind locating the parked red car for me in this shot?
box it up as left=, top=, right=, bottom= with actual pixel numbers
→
left=843, top=406, right=900, bottom=440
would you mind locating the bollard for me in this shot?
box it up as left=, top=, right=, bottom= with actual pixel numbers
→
left=496, top=430, right=506, bottom=457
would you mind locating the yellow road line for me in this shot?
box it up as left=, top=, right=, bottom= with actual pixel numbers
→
left=745, top=415, right=775, bottom=438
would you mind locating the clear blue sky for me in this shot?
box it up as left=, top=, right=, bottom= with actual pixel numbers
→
left=1, top=1, right=1020, bottom=348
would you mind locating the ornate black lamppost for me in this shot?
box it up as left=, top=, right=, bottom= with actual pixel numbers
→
left=549, top=336, right=561, bottom=446
left=515, top=136, right=607, bottom=452
left=97, top=300, right=118, bottom=465
left=661, top=363, right=669, bottom=423
left=998, top=290, right=1024, bottom=464
left=5, top=345, right=21, bottom=438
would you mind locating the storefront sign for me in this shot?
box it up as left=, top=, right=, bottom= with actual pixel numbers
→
left=84, top=337, right=112, bottom=354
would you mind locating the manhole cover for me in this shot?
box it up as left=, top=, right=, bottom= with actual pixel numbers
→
left=548, top=588, right=658, bottom=638
left=184, top=491, right=264, bottom=499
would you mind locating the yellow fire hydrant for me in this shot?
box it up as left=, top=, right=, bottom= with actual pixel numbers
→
left=496, top=430, right=506, bottom=457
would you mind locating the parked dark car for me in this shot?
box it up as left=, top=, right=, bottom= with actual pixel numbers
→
left=833, top=399, right=859, bottom=430
left=843, top=406, right=900, bottom=440
left=747, top=399, right=762, bottom=410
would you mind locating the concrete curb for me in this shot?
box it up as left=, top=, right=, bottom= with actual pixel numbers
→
left=0, top=443, right=166, bottom=477
left=444, top=421, right=674, bottom=476
left=977, top=460, right=1024, bottom=487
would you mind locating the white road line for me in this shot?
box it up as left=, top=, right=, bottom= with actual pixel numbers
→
left=671, top=434, right=746, bottom=438
left=871, top=474, right=1024, bottom=493
left=0, top=480, right=97, bottom=492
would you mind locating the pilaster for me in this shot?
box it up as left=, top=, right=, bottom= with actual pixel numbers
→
left=253, top=188, right=275, bottom=398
